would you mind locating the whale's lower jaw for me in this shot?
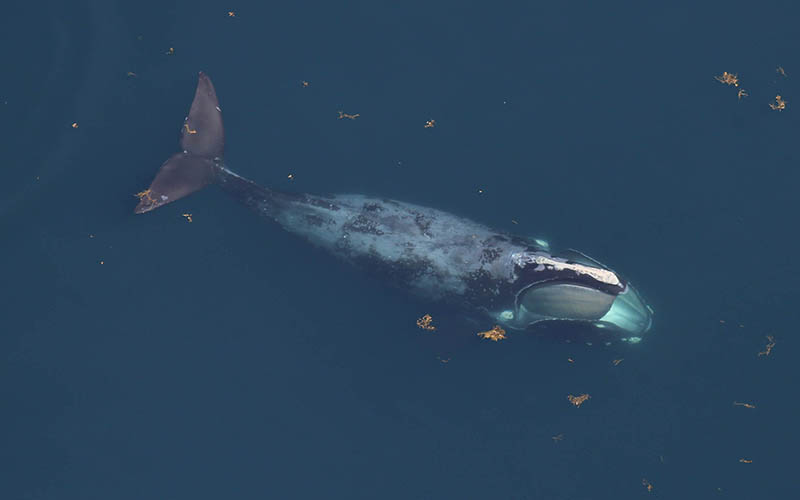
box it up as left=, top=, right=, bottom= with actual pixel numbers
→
left=491, top=284, right=652, bottom=339
left=597, top=285, right=653, bottom=335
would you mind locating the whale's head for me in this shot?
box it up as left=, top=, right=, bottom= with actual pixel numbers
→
left=498, top=249, right=653, bottom=341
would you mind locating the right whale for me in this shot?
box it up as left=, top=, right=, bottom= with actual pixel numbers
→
left=134, top=72, right=654, bottom=342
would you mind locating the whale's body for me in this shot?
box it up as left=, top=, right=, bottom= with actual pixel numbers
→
left=135, top=73, right=653, bottom=340
left=217, top=168, right=527, bottom=305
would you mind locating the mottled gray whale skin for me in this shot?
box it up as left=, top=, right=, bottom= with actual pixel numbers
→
left=135, top=72, right=653, bottom=341
left=217, top=168, right=524, bottom=307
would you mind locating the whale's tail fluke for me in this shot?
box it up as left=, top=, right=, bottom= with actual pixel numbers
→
left=134, top=72, right=224, bottom=214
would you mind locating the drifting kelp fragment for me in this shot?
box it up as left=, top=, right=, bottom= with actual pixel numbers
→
left=758, top=335, right=776, bottom=356
left=134, top=188, right=161, bottom=213
left=715, top=71, right=740, bottom=86
left=416, top=314, right=436, bottom=331
left=135, top=188, right=157, bottom=204
left=477, top=325, right=506, bottom=341
left=769, top=95, right=787, bottom=111
left=567, top=393, right=590, bottom=407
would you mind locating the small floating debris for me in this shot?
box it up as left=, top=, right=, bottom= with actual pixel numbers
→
left=715, top=71, right=740, bottom=86
left=769, top=95, right=787, bottom=111
left=416, top=314, right=435, bottom=331
left=567, top=393, right=590, bottom=407
left=477, top=325, right=506, bottom=341
left=135, top=188, right=157, bottom=205
left=757, top=335, right=775, bottom=356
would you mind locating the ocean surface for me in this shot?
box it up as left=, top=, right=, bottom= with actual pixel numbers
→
left=2, top=1, right=798, bottom=498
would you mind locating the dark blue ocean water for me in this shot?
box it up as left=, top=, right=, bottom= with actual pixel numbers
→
left=2, top=1, right=798, bottom=498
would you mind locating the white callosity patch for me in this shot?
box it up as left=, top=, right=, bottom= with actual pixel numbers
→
left=533, top=238, right=550, bottom=249
left=499, top=310, right=515, bottom=320
left=511, top=252, right=620, bottom=287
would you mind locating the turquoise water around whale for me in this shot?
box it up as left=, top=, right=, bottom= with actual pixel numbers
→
left=2, top=1, right=799, bottom=498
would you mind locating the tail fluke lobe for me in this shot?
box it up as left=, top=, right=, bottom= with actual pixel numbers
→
left=181, top=72, right=224, bottom=158
left=134, top=72, right=225, bottom=214
left=134, top=153, right=216, bottom=213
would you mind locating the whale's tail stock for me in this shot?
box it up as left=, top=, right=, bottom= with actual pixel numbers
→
left=134, top=72, right=224, bottom=214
